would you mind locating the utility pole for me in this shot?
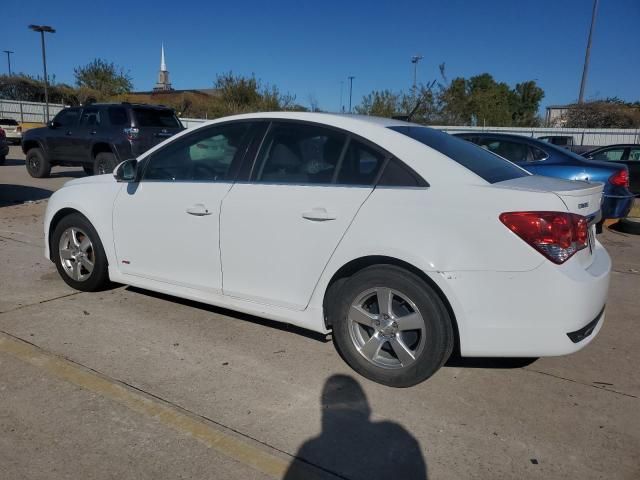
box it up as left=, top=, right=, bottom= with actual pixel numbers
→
left=3, top=50, right=14, bottom=75
left=339, top=80, right=344, bottom=113
left=348, top=76, right=355, bottom=113
left=28, top=24, right=55, bottom=122
left=578, top=0, right=599, bottom=103
left=411, top=55, right=424, bottom=96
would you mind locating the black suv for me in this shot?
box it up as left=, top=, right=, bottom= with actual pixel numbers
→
left=21, top=103, right=184, bottom=178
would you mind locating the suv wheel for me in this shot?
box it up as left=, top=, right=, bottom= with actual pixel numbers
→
left=83, top=165, right=94, bottom=175
left=25, top=148, right=51, bottom=178
left=94, top=152, right=117, bottom=175
left=0, top=155, right=5, bottom=166
left=330, top=265, right=454, bottom=387
left=51, top=213, right=111, bottom=291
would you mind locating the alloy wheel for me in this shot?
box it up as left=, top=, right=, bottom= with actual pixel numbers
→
left=58, top=227, right=95, bottom=281
left=347, top=287, right=427, bottom=369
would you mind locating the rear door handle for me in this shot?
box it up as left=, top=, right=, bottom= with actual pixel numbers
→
left=302, top=208, right=336, bottom=221
left=186, top=204, right=212, bottom=216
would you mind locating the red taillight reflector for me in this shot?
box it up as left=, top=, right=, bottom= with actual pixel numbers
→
left=17, top=126, right=22, bottom=132
left=609, top=169, right=629, bottom=187
left=500, top=211, right=589, bottom=264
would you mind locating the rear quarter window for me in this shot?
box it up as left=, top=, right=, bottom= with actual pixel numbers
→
left=132, top=108, right=181, bottom=128
left=389, top=126, right=529, bottom=184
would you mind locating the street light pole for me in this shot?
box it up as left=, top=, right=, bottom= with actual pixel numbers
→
left=339, top=80, right=344, bottom=113
left=578, top=0, right=599, bottom=103
left=3, top=50, right=14, bottom=75
left=28, top=24, right=56, bottom=122
left=411, top=55, right=424, bottom=96
left=348, top=76, right=355, bottom=113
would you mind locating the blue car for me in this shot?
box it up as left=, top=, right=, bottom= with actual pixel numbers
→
left=455, top=133, right=634, bottom=220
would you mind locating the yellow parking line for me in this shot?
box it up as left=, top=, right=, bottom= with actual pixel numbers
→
left=0, top=331, right=327, bottom=480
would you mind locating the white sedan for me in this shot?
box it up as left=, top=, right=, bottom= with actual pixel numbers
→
left=44, top=112, right=611, bottom=387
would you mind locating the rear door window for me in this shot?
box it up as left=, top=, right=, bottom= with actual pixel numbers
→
left=79, top=108, right=101, bottom=127
left=476, top=138, right=531, bottom=164
left=252, top=123, right=347, bottom=184
left=593, top=148, right=625, bottom=161
left=628, top=148, right=640, bottom=161
left=336, top=140, right=386, bottom=185
left=390, top=126, right=528, bottom=183
left=132, top=108, right=181, bottom=128
left=108, top=107, right=129, bottom=126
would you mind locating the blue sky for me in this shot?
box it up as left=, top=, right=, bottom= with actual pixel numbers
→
left=3, top=0, right=639, bottom=113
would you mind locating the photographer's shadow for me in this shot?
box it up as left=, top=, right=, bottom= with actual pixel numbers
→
left=284, top=374, right=427, bottom=480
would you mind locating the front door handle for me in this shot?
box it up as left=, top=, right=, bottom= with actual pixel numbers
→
left=302, top=207, right=336, bottom=221
left=186, top=204, right=212, bottom=216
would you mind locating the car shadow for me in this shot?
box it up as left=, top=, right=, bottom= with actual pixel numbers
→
left=49, top=170, right=85, bottom=178
left=0, top=158, right=26, bottom=166
left=445, top=353, right=538, bottom=369
left=0, top=184, right=54, bottom=207
left=284, top=374, right=428, bottom=480
left=124, top=287, right=539, bottom=370
left=124, top=286, right=331, bottom=343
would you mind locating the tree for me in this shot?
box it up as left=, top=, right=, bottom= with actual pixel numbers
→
left=563, top=100, right=640, bottom=128
left=212, top=71, right=295, bottom=116
left=354, top=89, right=400, bottom=117
left=73, top=59, right=132, bottom=97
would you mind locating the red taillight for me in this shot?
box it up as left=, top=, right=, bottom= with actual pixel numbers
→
left=609, top=169, right=629, bottom=187
left=16, top=126, right=22, bottom=133
left=500, top=211, right=589, bottom=264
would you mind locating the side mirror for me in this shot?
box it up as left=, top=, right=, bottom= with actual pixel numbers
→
left=113, top=159, right=138, bottom=182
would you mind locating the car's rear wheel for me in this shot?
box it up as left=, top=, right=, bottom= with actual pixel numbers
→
left=51, top=213, right=110, bottom=291
left=0, top=155, right=5, bottom=165
left=25, top=148, right=51, bottom=178
left=330, top=265, right=454, bottom=387
left=94, top=152, right=117, bottom=175
left=83, top=165, right=94, bottom=175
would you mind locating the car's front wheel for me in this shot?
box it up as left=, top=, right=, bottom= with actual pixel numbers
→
left=51, top=213, right=111, bottom=291
left=330, top=265, right=454, bottom=387
left=25, top=148, right=51, bottom=178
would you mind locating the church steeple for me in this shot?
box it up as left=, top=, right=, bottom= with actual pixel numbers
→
left=153, top=43, right=172, bottom=91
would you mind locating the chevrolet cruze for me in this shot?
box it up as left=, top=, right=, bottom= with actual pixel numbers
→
left=45, top=112, right=611, bottom=387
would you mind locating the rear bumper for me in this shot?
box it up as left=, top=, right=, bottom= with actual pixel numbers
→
left=440, top=241, right=611, bottom=357
left=601, top=193, right=634, bottom=219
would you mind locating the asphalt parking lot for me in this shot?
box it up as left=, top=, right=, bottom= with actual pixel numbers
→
left=1, top=145, right=639, bottom=479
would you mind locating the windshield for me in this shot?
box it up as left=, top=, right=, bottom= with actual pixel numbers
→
left=389, top=126, right=529, bottom=184
left=132, top=108, right=181, bottom=128
left=0, top=119, right=19, bottom=126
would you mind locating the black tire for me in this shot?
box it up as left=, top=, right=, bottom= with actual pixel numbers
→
left=83, top=165, right=94, bottom=175
left=0, top=155, right=5, bottom=165
left=25, top=147, right=51, bottom=178
left=330, top=265, right=454, bottom=387
left=51, top=213, right=111, bottom=292
left=617, top=217, right=640, bottom=235
left=94, top=152, right=117, bottom=175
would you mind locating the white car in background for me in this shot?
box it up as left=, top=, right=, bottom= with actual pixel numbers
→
left=0, top=118, right=22, bottom=144
left=44, top=112, right=611, bottom=387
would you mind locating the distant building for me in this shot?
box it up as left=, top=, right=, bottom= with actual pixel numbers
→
left=153, top=44, right=173, bottom=92
left=545, top=104, right=573, bottom=126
